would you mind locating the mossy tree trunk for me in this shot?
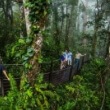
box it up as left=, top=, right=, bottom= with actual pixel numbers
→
left=19, top=1, right=25, bottom=38
left=82, top=0, right=88, bottom=33
left=23, top=0, right=50, bottom=85
left=92, top=0, right=99, bottom=57
left=23, top=0, right=31, bottom=36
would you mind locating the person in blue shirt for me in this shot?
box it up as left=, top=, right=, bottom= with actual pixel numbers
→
left=0, top=63, right=10, bottom=81
left=67, top=50, right=72, bottom=65
left=63, top=50, right=68, bottom=67
left=63, top=50, right=68, bottom=61
left=0, top=61, right=10, bottom=89
left=60, top=52, right=65, bottom=69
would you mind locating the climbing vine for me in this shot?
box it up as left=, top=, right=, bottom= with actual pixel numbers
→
left=10, top=0, right=51, bottom=82
left=24, top=0, right=51, bottom=84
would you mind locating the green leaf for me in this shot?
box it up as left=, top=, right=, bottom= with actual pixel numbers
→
left=35, top=11, right=39, bottom=15
left=15, top=53, right=21, bottom=57
left=26, top=38, right=32, bottom=43
left=26, top=89, right=33, bottom=97
left=44, top=10, right=47, bottom=16
left=18, top=39, right=25, bottom=44
left=27, top=47, right=33, bottom=53
left=27, top=52, right=34, bottom=57
left=11, top=45, right=18, bottom=55
left=24, top=63, right=32, bottom=69
left=24, top=2, right=31, bottom=7
left=65, top=85, right=75, bottom=93
left=22, top=55, right=29, bottom=61
left=46, top=0, right=50, bottom=4
left=38, top=56, right=43, bottom=63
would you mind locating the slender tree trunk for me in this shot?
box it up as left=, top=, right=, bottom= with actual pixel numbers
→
left=23, top=1, right=49, bottom=85
left=92, top=23, right=98, bottom=57
left=82, top=1, right=88, bottom=33
left=76, top=14, right=79, bottom=32
left=109, top=44, right=110, bottom=57
left=52, top=2, right=60, bottom=55
left=9, top=1, right=13, bottom=26
left=65, top=4, right=74, bottom=49
left=19, top=2, right=25, bottom=38
left=65, top=0, right=69, bottom=49
left=60, top=5, right=64, bottom=38
left=28, top=32, right=43, bottom=85
left=92, top=0, right=99, bottom=57
left=105, top=20, right=110, bottom=57
left=76, top=0, right=81, bottom=32
left=108, top=37, right=110, bottom=57
left=23, top=0, right=31, bottom=36
left=106, top=33, right=110, bottom=57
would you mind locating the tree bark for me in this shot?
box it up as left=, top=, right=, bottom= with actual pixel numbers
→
left=19, top=2, right=25, bottom=38
left=28, top=33, right=43, bottom=85
left=82, top=1, right=88, bottom=33
left=65, top=4, right=74, bottom=49
left=92, top=0, right=99, bottom=57
left=106, top=33, right=110, bottom=57
left=23, top=1, right=48, bottom=85
left=92, top=22, right=98, bottom=57
left=23, top=0, right=31, bottom=36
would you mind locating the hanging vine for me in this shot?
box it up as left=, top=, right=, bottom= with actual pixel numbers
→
left=11, top=0, right=51, bottom=85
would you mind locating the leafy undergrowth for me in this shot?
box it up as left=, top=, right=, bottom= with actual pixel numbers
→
left=0, top=58, right=109, bottom=110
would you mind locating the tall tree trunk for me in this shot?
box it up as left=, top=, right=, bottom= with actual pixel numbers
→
left=108, top=34, right=110, bottom=57
left=65, top=4, right=74, bottom=49
left=105, top=20, right=110, bottom=57
left=12, top=0, right=26, bottom=37
left=28, top=32, right=43, bottom=85
left=23, top=0, right=31, bottom=36
left=105, top=33, right=110, bottom=57
left=60, top=5, right=64, bottom=39
left=82, top=0, right=88, bottom=33
left=76, top=13, right=79, bottom=32
left=92, top=0, right=99, bottom=57
left=19, top=2, right=25, bottom=38
left=65, top=0, right=69, bottom=49
left=23, top=0, right=49, bottom=85
left=52, top=2, right=60, bottom=55
left=76, top=0, right=81, bottom=32
left=92, top=32, right=97, bottom=57
left=92, top=14, right=98, bottom=57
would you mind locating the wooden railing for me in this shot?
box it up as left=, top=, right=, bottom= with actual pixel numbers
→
left=43, top=55, right=90, bottom=85
left=0, top=55, right=90, bottom=96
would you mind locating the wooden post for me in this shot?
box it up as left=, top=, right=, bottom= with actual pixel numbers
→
left=1, top=78, right=4, bottom=96
left=69, top=65, right=73, bottom=81
left=82, top=56, right=84, bottom=65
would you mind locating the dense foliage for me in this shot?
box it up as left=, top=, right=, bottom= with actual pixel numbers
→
left=0, top=0, right=110, bottom=109
left=0, top=58, right=110, bottom=110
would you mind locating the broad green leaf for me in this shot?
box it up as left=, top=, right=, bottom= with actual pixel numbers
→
left=26, top=89, right=33, bottom=97
left=22, top=56, right=29, bottom=61
left=18, top=39, right=25, bottom=44
left=27, top=47, right=33, bottom=53
left=26, top=38, right=32, bottom=43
